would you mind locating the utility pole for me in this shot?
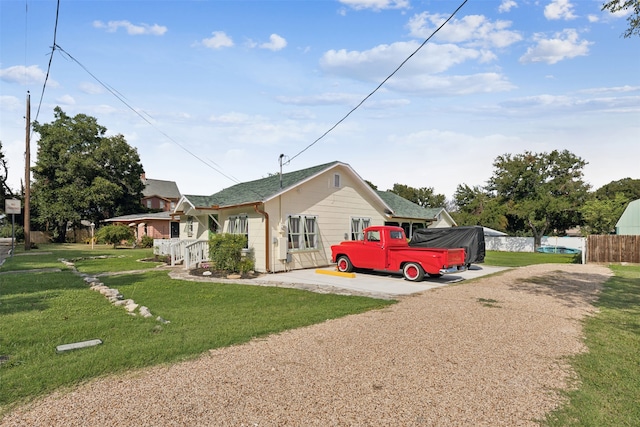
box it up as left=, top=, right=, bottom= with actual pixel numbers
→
left=24, top=92, right=31, bottom=251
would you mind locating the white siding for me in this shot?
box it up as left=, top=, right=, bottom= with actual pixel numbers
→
left=263, top=169, right=386, bottom=272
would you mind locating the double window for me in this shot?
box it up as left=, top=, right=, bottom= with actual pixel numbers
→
left=288, top=215, right=318, bottom=250
left=227, top=215, right=249, bottom=247
left=351, top=217, right=371, bottom=240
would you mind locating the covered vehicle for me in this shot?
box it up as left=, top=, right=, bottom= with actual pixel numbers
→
left=409, top=226, right=485, bottom=266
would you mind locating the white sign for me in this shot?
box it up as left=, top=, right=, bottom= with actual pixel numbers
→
left=5, top=199, right=21, bottom=215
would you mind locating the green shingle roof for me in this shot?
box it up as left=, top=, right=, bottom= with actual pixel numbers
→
left=376, top=190, right=442, bottom=220
left=186, top=161, right=340, bottom=208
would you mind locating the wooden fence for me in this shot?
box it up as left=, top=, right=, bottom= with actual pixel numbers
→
left=587, top=235, right=640, bottom=263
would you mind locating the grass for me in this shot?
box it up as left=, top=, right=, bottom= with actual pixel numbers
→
left=484, top=250, right=580, bottom=267
left=2, top=244, right=161, bottom=273
left=543, top=264, right=640, bottom=427
left=0, top=249, right=394, bottom=413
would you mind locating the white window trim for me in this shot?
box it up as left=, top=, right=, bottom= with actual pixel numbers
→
left=350, top=217, right=371, bottom=240
left=287, top=215, right=318, bottom=251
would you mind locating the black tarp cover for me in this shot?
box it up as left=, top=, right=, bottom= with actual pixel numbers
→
left=409, top=226, right=485, bottom=265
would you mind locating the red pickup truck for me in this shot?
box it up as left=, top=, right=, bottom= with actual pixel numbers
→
left=331, top=226, right=467, bottom=281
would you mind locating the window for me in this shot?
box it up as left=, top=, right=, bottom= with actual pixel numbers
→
left=351, top=217, right=371, bottom=240
left=227, top=215, right=249, bottom=248
left=146, top=199, right=152, bottom=209
left=186, top=216, right=194, bottom=237
left=170, top=201, right=176, bottom=210
left=160, top=200, right=165, bottom=210
left=366, top=230, right=380, bottom=242
left=288, top=215, right=318, bottom=250
left=333, top=173, right=341, bottom=188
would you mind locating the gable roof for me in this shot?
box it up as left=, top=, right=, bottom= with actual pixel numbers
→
left=142, top=178, right=181, bottom=200
left=104, top=211, right=173, bottom=222
left=181, top=161, right=348, bottom=209
left=616, top=199, right=640, bottom=235
left=375, top=190, right=443, bottom=221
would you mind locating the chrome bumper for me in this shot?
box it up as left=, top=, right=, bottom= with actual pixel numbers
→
left=439, top=265, right=467, bottom=275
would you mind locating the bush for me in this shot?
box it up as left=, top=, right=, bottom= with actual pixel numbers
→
left=209, top=233, right=254, bottom=273
left=96, top=224, right=135, bottom=248
left=0, top=223, right=24, bottom=240
left=140, top=235, right=154, bottom=248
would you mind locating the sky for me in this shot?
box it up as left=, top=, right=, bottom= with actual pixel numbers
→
left=1, top=0, right=639, bottom=203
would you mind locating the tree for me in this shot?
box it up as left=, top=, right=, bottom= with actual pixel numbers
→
left=488, top=150, right=590, bottom=247
left=593, top=178, right=640, bottom=201
left=0, top=141, right=14, bottom=209
left=602, top=0, right=640, bottom=38
left=580, top=193, right=629, bottom=235
left=31, top=107, right=145, bottom=242
left=96, top=224, right=135, bottom=248
left=451, top=184, right=508, bottom=231
left=389, top=184, right=446, bottom=208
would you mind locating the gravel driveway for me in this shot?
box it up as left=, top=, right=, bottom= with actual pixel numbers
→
left=1, top=263, right=611, bottom=426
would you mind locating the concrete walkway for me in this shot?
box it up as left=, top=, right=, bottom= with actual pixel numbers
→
left=170, top=264, right=509, bottom=300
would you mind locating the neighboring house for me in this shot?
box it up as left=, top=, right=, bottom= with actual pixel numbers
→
left=616, top=199, right=640, bottom=235
left=104, top=176, right=182, bottom=240
left=104, top=212, right=180, bottom=240
left=172, top=161, right=452, bottom=273
left=375, top=190, right=456, bottom=236
left=141, top=174, right=182, bottom=212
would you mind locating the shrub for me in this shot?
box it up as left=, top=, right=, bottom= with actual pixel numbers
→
left=140, top=235, right=154, bottom=248
left=209, top=233, right=254, bottom=273
left=0, top=224, right=24, bottom=240
left=96, top=224, right=135, bottom=248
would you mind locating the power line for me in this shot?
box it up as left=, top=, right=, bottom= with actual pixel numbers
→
left=53, top=44, right=244, bottom=188
left=33, top=0, right=60, bottom=125
left=288, top=0, right=469, bottom=164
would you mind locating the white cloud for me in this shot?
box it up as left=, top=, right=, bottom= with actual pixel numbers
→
left=79, top=82, right=103, bottom=95
left=260, top=34, right=287, bottom=51
left=321, top=41, right=486, bottom=82
left=93, top=20, right=167, bottom=35
left=339, top=0, right=410, bottom=11
left=56, top=94, right=76, bottom=105
left=407, top=13, right=522, bottom=49
left=0, top=95, right=21, bottom=111
left=388, top=72, right=516, bottom=95
left=208, top=112, right=252, bottom=124
left=498, top=0, right=518, bottom=13
left=519, top=29, right=591, bottom=64
left=544, top=0, right=577, bottom=21
left=277, top=92, right=361, bottom=106
left=201, top=31, right=234, bottom=49
left=0, top=65, right=58, bottom=87
left=587, top=14, right=599, bottom=23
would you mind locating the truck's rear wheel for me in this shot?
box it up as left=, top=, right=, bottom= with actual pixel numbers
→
left=403, top=262, right=424, bottom=281
left=336, top=255, right=353, bottom=273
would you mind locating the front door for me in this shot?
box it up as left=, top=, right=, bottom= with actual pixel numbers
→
left=170, top=221, right=180, bottom=238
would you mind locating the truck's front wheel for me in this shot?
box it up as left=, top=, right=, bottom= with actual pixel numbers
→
left=403, top=262, right=424, bottom=281
left=336, top=255, right=354, bottom=273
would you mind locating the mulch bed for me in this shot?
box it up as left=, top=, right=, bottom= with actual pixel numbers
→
left=189, top=268, right=262, bottom=280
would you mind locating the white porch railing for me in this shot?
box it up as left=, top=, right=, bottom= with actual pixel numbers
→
left=184, top=240, right=210, bottom=270
left=154, top=238, right=209, bottom=268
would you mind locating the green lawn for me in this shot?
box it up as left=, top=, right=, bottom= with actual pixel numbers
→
left=484, top=250, right=580, bottom=267
left=0, top=248, right=394, bottom=413
left=2, top=244, right=161, bottom=273
left=543, top=264, right=640, bottom=426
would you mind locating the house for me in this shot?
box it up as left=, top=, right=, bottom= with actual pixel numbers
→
left=141, top=174, right=181, bottom=212
left=616, top=199, right=640, bottom=235
left=104, top=176, right=182, bottom=240
left=104, top=212, right=180, bottom=240
left=171, top=161, right=452, bottom=272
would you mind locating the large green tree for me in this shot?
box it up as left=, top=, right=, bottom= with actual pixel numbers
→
left=389, top=184, right=446, bottom=208
left=580, top=178, right=640, bottom=235
left=602, top=0, right=640, bottom=38
left=451, top=184, right=507, bottom=231
left=488, top=150, right=590, bottom=247
left=32, top=107, right=145, bottom=242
